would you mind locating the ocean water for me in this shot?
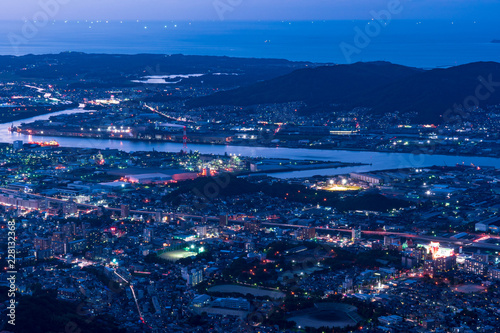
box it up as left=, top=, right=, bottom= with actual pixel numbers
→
left=0, top=20, right=499, bottom=68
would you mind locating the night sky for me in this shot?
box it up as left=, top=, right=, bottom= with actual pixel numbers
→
left=1, top=0, right=499, bottom=21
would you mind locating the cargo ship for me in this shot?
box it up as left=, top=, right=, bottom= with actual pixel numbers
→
left=28, top=140, right=60, bottom=147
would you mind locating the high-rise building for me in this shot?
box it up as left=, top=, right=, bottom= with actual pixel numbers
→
left=488, top=267, right=500, bottom=280
left=51, top=232, right=66, bottom=243
left=196, top=226, right=207, bottom=237
left=181, top=267, right=204, bottom=286
left=244, top=221, right=261, bottom=233
left=433, top=255, right=456, bottom=272
left=464, top=258, right=487, bottom=275
left=155, top=211, right=163, bottom=222
left=342, top=276, right=353, bottom=292
left=62, top=222, right=77, bottom=237
left=34, top=237, right=51, bottom=250
left=51, top=241, right=67, bottom=255
left=402, top=255, right=418, bottom=268
left=352, top=228, right=362, bottom=241
left=36, top=249, right=54, bottom=260
left=84, top=229, right=102, bottom=247
left=121, top=204, right=130, bottom=218
left=300, top=227, right=316, bottom=240
left=143, top=228, right=154, bottom=243
left=424, top=256, right=456, bottom=275
left=67, top=239, right=87, bottom=253
left=63, top=201, right=77, bottom=215
left=472, top=251, right=489, bottom=263
left=219, top=214, right=228, bottom=227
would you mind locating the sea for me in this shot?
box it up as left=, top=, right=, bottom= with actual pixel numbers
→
left=0, top=20, right=499, bottom=68
left=1, top=19, right=500, bottom=177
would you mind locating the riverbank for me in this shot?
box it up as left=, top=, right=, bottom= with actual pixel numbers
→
left=13, top=127, right=500, bottom=159
left=2, top=108, right=500, bottom=180
left=0, top=102, right=79, bottom=124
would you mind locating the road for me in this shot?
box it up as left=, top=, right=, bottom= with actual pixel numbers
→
left=3, top=187, right=499, bottom=251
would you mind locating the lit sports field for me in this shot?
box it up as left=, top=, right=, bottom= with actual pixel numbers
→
left=159, top=250, right=197, bottom=262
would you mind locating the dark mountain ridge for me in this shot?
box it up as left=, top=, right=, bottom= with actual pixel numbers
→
left=188, top=61, right=500, bottom=123
left=0, top=52, right=314, bottom=87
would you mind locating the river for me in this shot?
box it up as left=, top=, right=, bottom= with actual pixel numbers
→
left=1, top=108, right=499, bottom=178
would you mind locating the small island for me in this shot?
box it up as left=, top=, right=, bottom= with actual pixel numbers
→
left=491, top=39, right=500, bottom=43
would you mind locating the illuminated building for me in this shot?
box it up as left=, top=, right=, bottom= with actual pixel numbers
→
left=421, top=242, right=456, bottom=274
left=125, top=173, right=171, bottom=184
left=51, top=241, right=66, bottom=255
left=61, top=222, right=76, bottom=237
left=201, top=167, right=211, bottom=176
left=433, top=256, right=456, bottom=272
left=84, top=229, right=102, bottom=247
left=196, top=226, right=207, bottom=237
left=464, top=258, right=487, bottom=275
left=125, top=170, right=198, bottom=184
left=300, top=227, right=316, bottom=240
left=36, top=249, right=54, bottom=260
left=488, top=267, right=500, bottom=280
left=475, top=217, right=500, bottom=233
left=143, top=228, right=154, bottom=243
left=192, top=295, right=211, bottom=308
left=181, top=267, right=204, bottom=286
left=422, top=241, right=455, bottom=260
left=63, top=202, right=77, bottom=216
left=67, top=239, right=87, bottom=253
left=456, top=253, right=471, bottom=264
left=350, top=173, right=384, bottom=185
left=330, top=129, right=359, bottom=135
left=472, top=252, right=489, bottom=263
left=352, top=228, right=362, bottom=241
left=244, top=221, right=261, bottom=233
left=34, top=237, right=51, bottom=250
left=342, top=276, right=354, bottom=292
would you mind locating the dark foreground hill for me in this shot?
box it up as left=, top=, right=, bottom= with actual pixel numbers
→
left=189, top=61, right=500, bottom=123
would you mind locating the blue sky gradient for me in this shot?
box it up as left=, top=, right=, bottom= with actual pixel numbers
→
left=1, top=0, right=499, bottom=21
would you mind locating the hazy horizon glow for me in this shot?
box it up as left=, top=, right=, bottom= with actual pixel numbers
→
left=0, top=0, right=499, bottom=21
